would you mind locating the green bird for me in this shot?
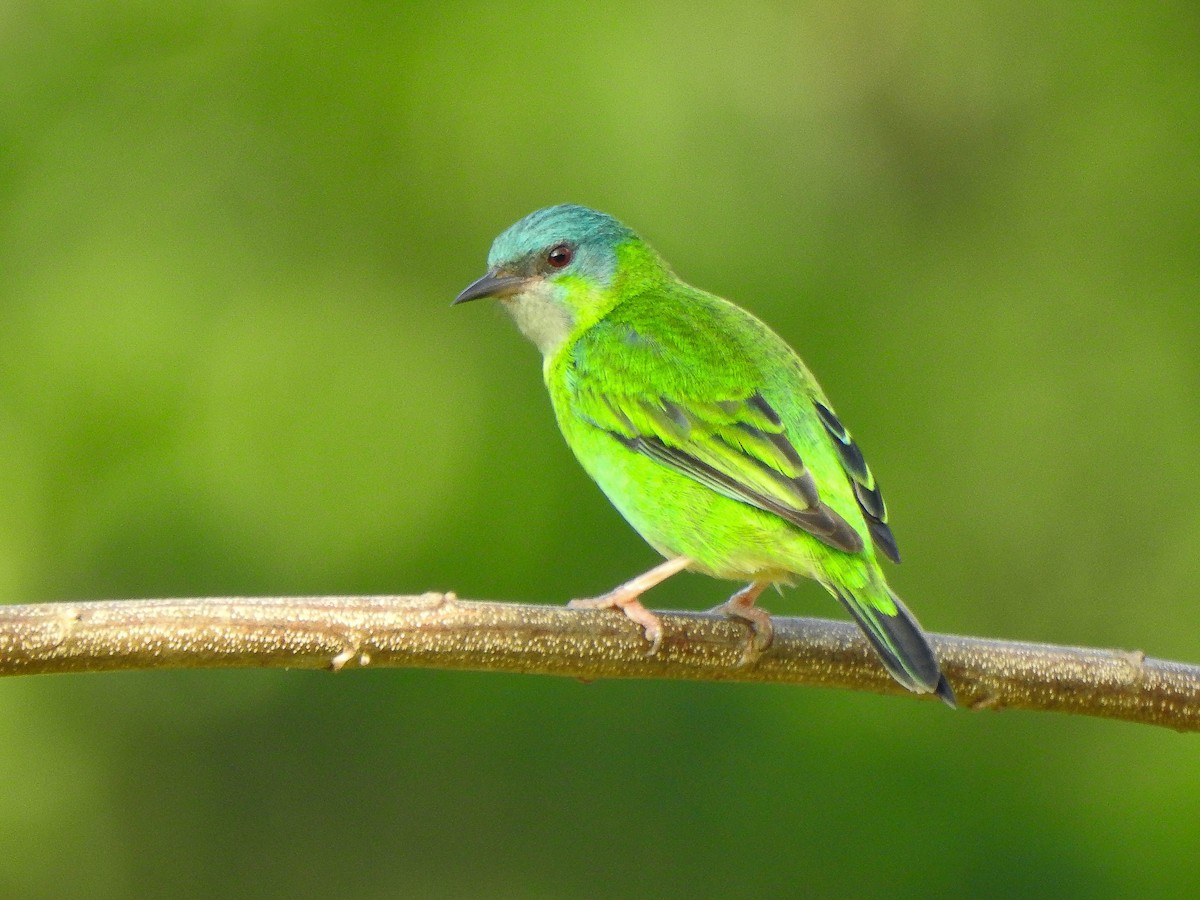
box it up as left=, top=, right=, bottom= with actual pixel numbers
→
left=454, top=204, right=954, bottom=705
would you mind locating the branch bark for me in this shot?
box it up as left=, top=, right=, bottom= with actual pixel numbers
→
left=0, top=594, right=1195, bottom=732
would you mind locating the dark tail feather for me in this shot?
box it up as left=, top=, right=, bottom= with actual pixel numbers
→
left=830, top=584, right=956, bottom=708
left=933, top=673, right=956, bottom=707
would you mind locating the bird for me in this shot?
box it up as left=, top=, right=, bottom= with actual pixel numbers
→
left=454, top=204, right=954, bottom=705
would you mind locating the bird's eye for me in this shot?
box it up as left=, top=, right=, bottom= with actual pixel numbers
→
left=547, top=244, right=573, bottom=268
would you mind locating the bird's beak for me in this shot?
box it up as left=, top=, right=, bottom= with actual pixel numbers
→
left=452, top=271, right=531, bottom=305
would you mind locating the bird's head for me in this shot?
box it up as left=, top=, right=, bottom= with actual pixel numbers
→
left=454, top=204, right=666, bottom=356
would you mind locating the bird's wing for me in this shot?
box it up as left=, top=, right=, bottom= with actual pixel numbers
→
left=579, top=385, right=866, bottom=555
left=565, top=306, right=901, bottom=562
left=567, top=316, right=870, bottom=555
left=809, top=399, right=900, bottom=563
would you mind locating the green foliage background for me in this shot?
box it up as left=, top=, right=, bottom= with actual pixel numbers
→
left=2, top=3, right=1197, bottom=897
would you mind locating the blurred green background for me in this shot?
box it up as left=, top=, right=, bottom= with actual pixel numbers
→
left=1, top=2, right=1197, bottom=897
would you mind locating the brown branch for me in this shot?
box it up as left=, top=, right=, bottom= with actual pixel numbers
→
left=0, top=594, right=1196, bottom=732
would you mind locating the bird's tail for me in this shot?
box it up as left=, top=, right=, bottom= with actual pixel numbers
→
left=828, top=581, right=956, bottom=707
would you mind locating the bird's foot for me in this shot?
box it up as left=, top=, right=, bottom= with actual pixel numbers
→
left=710, top=581, right=773, bottom=666
left=567, top=556, right=692, bottom=655
left=569, top=592, right=665, bottom=654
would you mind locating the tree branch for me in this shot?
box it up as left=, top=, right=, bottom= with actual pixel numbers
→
left=0, top=594, right=1195, bottom=731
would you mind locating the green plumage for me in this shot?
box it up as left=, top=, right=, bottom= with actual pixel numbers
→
left=455, top=205, right=953, bottom=705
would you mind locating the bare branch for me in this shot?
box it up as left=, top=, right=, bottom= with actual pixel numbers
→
left=0, top=594, right=1195, bottom=732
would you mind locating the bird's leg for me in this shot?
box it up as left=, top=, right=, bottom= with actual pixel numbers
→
left=568, top=556, right=693, bottom=655
left=711, top=580, right=773, bottom=666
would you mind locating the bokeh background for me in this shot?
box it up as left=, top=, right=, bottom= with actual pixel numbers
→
left=2, top=3, right=1198, bottom=897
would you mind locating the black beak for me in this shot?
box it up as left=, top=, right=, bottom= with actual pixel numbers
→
left=452, top=271, right=531, bottom=305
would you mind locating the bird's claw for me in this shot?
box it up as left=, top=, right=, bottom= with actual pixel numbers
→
left=737, top=618, right=774, bottom=667
left=711, top=583, right=774, bottom=667
left=567, top=557, right=691, bottom=656
left=568, top=594, right=664, bottom=656
left=640, top=621, right=664, bottom=656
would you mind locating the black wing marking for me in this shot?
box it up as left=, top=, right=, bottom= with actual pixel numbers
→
left=814, top=400, right=900, bottom=563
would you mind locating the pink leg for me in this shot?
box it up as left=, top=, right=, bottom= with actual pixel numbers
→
left=711, top=581, right=773, bottom=666
left=568, top=556, right=692, bottom=655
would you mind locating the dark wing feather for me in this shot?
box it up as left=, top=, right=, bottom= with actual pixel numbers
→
left=814, top=400, right=900, bottom=563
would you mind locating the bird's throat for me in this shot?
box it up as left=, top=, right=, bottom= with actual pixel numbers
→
left=502, top=293, right=576, bottom=357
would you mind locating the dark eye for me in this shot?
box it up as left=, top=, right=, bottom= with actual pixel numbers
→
left=547, top=243, right=573, bottom=268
